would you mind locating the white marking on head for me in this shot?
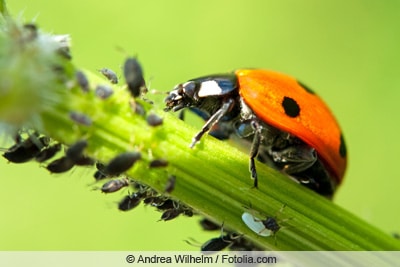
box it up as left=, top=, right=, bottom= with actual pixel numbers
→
left=197, top=80, right=223, bottom=97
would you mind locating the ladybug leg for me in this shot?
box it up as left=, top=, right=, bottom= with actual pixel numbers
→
left=190, top=99, right=234, bottom=148
left=270, top=145, right=317, bottom=174
left=249, top=120, right=262, bottom=188
left=187, top=107, right=232, bottom=140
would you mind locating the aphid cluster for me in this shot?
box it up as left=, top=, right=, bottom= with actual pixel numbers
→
left=94, top=68, right=117, bottom=99
left=92, top=152, right=142, bottom=192
left=1, top=50, right=269, bottom=253
left=2, top=132, right=95, bottom=175
left=118, top=185, right=155, bottom=212
left=46, top=139, right=94, bottom=173
left=90, top=151, right=186, bottom=222
left=2, top=130, right=186, bottom=223
left=2, top=131, right=59, bottom=164
left=76, top=68, right=117, bottom=100
left=1, top=125, right=266, bottom=249
left=152, top=198, right=193, bottom=221
left=114, top=179, right=193, bottom=222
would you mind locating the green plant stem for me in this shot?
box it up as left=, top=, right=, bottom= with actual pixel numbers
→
left=18, top=82, right=400, bottom=252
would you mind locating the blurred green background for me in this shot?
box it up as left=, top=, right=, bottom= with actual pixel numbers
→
left=1, top=0, right=400, bottom=250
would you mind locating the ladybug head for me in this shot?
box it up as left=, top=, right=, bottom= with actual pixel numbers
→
left=164, top=81, right=198, bottom=112
left=165, top=74, right=240, bottom=118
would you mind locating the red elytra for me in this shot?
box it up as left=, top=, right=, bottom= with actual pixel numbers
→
left=236, top=69, right=346, bottom=184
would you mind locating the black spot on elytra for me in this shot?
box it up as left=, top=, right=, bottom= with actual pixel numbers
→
left=282, top=97, right=300, bottom=117
left=297, top=81, right=315, bottom=94
left=339, top=134, right=347, bottom=158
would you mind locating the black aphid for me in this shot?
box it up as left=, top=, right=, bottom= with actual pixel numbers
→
left=46, top=157, right=75, bottom=173
left=35, top=143, right=62, bottom=162
left=101, top=178, right=130, bottom=193
left=95, top=84, right=114, bottom=99
left=201, top=232, right=240, bottom=252
left=151, top=198, right=175, bottom=210
left=149, top=158, right=168, bottom=168
left=199, top=218, right=220, bottom=231
left=160, top=208, right=183, bottom=221
left=69, top=111, right=92, bottom=126
left=75, top=71, right=90, bottom=92
left=74, top=155, right=95, bottom=166
left=146, top=113, right=163, bottom=127
left=103, top=152, right=141, bottom=176
left=164, top=175, right=176, bottom=193
left=98, top=68, right=118, bottom=84
left=118, top=191, right=146, bottom=211
left=129, top=100, right=146, bottom=116
left=65, top=140, right=88, bottom=161
left=123, top=57, right=146, bottom=98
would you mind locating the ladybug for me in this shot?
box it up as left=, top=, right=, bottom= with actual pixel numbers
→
left=164, top=69, right=347, bottom=197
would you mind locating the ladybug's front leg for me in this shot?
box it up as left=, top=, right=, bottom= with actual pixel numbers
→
left=190, top=98, right=235, bottom=148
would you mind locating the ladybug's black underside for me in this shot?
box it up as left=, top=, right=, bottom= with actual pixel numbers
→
left=209, top=119, right=336, bottom=197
